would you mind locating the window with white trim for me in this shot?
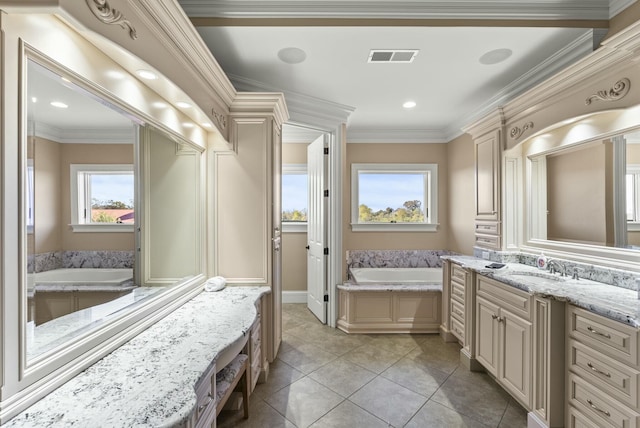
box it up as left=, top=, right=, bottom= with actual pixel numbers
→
left=282, top=164, right=307, bottom=232
left=70, top=164, right=134, bottom=232
left=627, top=165, right=640, bottom=230
left=27, top=160, right=34, bottom=234
left=351, top=163, right=438, bottom=232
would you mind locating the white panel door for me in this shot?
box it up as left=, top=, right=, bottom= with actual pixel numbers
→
left=307, top=135, right=326, bottom=323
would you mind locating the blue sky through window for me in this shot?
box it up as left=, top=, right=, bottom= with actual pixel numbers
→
left=359, top=173, right=424, bottom=211
left=282, top=173, right=307, bottom=212
left=91, top=174, right=134, bottom=207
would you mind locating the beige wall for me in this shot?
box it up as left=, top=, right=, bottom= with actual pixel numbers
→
left=282, top=142, right=309, bottom=292
left=546, top=142, right=612, bottom=246
left=343, top=143, right=450, bottom=252
left=61, top=143, right=135, bottom=251
left=34, top=137, right=62, bottom=253
left=446, top=133, right=475, bottom=255
left=607, top=2, right=640, bottom=41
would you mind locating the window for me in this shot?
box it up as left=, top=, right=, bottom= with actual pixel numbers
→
left=282, top=164, right=307, bottom=232
left=70, top=164, right=134, bottom=232
left=351, top=163, right=438, bottom=232
left=628, top=165, right=640, bottom=230
left=26, top=160, right=34, bottom=233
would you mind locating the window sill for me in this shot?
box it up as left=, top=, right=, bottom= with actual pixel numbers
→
left=350, top=223, right=439, bottom=232
left=282, top=222, right=308, bottom=233
left=70, top=224, right=134, bottom=233
left=628, top=223, right=640, bottom=231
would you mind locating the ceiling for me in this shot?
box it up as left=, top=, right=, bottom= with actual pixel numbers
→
left=178, top=0, right=631, bottom=142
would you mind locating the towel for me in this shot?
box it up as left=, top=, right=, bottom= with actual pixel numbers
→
left=204, top=276, right=226, bottom=292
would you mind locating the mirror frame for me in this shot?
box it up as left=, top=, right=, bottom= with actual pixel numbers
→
left=519, top=106, right=640, bottom=271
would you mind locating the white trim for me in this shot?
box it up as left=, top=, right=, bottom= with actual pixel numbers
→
left=69, top=224, right=134, bottom=233
left=282, top=290, right=307, bottom=303
left=610, top=0, right=638, bottom=18
left=350, top=163, right=438, bottom=231
left=282, top=222, right=307, bottom=233
left=34, top=122, right=136, bottom=144
left=179, top=0, right=611, bottom=20
left=347, top=129, right=449, bottom=143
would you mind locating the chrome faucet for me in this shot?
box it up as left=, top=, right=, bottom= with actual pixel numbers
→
left=547, top=259, right=566, bottom=276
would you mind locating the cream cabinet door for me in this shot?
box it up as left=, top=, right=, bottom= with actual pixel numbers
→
left=500, top=308, right=532, bottom=407
left=475, top=131, right=500, bottom=221
left=476, top=296, right=500, bottom=376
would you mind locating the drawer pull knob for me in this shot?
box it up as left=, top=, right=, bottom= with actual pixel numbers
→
left=587, top=362, right=611, bottom=378
left=497, top=317, right=504, bottom=323
left=586, top=399, right=611, bottom=417
left=492, top=314, right=498, bottom=320
left=587, top=326, right=612, bottom=339
left=198, top=394, right=213, bottom=412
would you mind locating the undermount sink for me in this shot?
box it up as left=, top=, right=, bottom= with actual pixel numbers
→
left=501, top=271, right=567, bottom=282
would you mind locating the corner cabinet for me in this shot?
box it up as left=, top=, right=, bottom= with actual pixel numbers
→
left=210, top=93, right=289, bottom=365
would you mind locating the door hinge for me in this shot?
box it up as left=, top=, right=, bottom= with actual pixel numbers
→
left=323, top=247, right=329, bottom=255
left=323, top=189, right=329, bottom=197
left=323, top=294, right=329, bottom=302
left=323, top=147, right=329, bottom=155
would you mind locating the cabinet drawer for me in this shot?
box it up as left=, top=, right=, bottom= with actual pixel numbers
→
left=568, top=306, right=638, bottom=366
left=451, top=316, right=465, bottom=343
left=570, top=339, right=640, bottom=408
left=194, top=364, right=216, bottom=427
left=451, top=264, right=467, bottom=283
left=251, top=322, right=261, bottom=350
left=451, top=298, right=465, bottom=323
left=568, top=405, right=615, bottom=428
left=475, top=221, right=499, bottom=236
left=451, top=281, right=465, bottom=304
left=569, top=373, right=640, bottom=428
left=475, top=233, right=501, bottom=250
left=476, top=276, right=530, bottom=320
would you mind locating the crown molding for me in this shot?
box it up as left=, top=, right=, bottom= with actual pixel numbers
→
left=282, top=124, right=325, bottom=143
left=230, top=74, right=354, bottom=130
left=178, top=0, right=610, bottom=20
left=609, top=0, right=638, bottom=18
left=34, top=123, right=136, bottom=144
left=346, top=128, right=448, bottom=143
left=230, top=92, right=290, bottom=126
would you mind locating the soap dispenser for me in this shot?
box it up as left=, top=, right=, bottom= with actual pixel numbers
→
left=536, top=253, right=547, bottom=270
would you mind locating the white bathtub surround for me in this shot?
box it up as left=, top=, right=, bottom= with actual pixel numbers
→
left=473, top=248, right=640, bottom=291
left=443, top=255, right=639, bottom=328
left=350, top=267, right=442, bottom=285
left=9, top=286, right=269, bottom=427
left=347, top=249, right=454, bottom=269
left=34, top=268, right=133, bottom=288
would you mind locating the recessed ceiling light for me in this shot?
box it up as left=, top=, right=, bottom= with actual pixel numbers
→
left=479, top=48, right=513, bottom=65
left=31, top=97, right=37, bottom=103
left=278, top=47, right=307, bottom=64
left=136, top=69, right=158, bottom=80
left=50, top=101, right=68, bottom=109
left=183, top=122, right=195, bottom=128
left=176, top=101, right=191, bottom=108
left=403, top=101, right=417, bottom=109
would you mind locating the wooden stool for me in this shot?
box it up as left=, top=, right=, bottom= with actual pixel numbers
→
left=215, top=353, right=249, bottom=419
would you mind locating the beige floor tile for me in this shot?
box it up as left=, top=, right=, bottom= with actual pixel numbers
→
left=365, top=334, right=428, bottom=355
left=311, top=332, right=369, bottom=356
left=405, top=401, right=492, bottom=428
left=277, top=342, right=338, bottom=374
left=217, top=397, right=296, bottom=428
left=498, top=398, right=528, bottom=428
left=309, top=400, right=390, bottom=428
left=308, top=358, right=377, bottom=397
left=380, top=356, right=450, bottom=397
left=265, top=377, right=344, bottom=428
left=430, top=372, right=511, bottom=427
left=250, top=358, right=305, bottom=400
left=349, top=376, right=428, bottom=427
left=405, top=339, right=462, bottom=374
left=279, top=332, right=309, bottom=354
left=341, top=344, right=403, bottom=373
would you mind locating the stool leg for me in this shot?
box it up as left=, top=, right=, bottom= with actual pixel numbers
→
left=242, top=362, right=249, bottom=419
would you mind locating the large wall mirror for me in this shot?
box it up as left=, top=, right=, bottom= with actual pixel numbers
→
left=523, top=107, right=640, bottom=265
left=24, top=58, right=205, bottom=365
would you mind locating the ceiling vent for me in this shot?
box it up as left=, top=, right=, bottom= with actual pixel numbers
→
left=368, top=49, right=419, bottom=63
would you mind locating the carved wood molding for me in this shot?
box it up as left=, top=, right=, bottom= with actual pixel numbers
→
left=509, top=122, right=534, bottom=140
left=212, top=109, right=227, bottom=130
left=585, top=78, right=630, bottom=105
left=86, top=0, right=138, bottom=40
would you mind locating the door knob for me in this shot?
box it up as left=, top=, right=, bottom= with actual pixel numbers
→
left=305, top=245, right=310, bottom=250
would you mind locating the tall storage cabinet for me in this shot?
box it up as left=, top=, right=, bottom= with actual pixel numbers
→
left=210, top=93, right=289, bottom=369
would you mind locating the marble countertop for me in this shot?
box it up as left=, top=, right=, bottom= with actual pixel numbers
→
left=443, top=255, right=640, bottom=328
left=7, top=286, right=270, bottom=427
left=338, top=283, right=442, bottom=292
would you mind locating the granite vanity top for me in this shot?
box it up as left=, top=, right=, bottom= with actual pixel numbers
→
left=338, top=283, right=442, bottom=292
left=6, top=286, right=269, bottom=427
left=442, top=255, right=640, bottom=328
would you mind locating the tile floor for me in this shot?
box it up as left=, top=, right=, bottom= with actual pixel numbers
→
left=217, top=304, right=528, bottom=428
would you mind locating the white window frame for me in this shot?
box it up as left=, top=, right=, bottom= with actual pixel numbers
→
left=628, top=164, right=640, bottom=231
left=282, top=163, right=308, bottom=233
left=26, top=160, right=34, bottom=234
left=351, top=163, right=438, bottom=232
left=70, top=164, right=134, bottom=232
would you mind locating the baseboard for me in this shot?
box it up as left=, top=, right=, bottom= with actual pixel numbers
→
left=527, top=411, right=548, bottom=428
left=282, top=290, right=307, bottom=303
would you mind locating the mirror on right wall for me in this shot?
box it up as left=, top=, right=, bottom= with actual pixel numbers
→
left=522, top=105, right=640, bottom=265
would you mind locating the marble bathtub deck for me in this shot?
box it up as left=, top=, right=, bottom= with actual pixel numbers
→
left=217, top=303, right=527, bottom=428
left=443, top=255, right=640, bottom=328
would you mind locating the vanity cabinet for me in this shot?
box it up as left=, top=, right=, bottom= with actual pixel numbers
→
left=476, top=275, right=532, bottom=408
left=34, top=290, right=131, bottom=325
left=566, top=306, right=640, bottom=428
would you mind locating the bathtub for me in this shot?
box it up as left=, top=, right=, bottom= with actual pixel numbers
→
left=338, top=267, right=442, bottom=334
left=34, top=268, right=133, bottom=287
left=350, top=267, right=442, bottom=285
